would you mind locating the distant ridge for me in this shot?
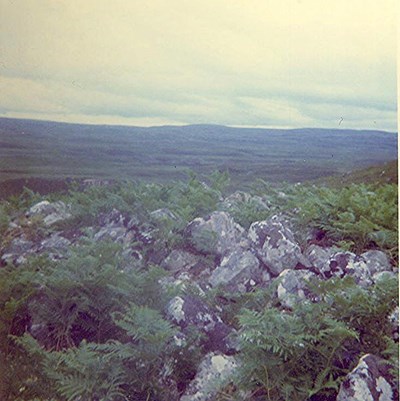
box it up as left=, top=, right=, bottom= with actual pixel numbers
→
left=0, top=117, right=397, bottom=188
left=0, top=117, right=396, bottom=134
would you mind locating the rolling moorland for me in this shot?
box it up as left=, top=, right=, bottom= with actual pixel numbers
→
left=0, top=117, right=398, bottom=401
left=0, top=117, right=397, bottom=197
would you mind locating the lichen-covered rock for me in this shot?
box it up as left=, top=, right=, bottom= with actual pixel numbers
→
left=276, top=269, right=318, bottom=308
left=305, top=245, right=338, bottom=273
left=159, top=273, right=207, bottom=296
left=248, top=217, right=310, bottom=275
left=337, top=354, right=396, bottom=401
left=27, top=200, right=53, bottom=216
left=372, top=271, right=397, bottom=284
left=306, top=246, right=393, bottom=286
left=27, top=200, right=71, bottom=226
left=209, top=249, right=269, bottom=293
left=162, top=249, right=202, bottom=273
left=361, top=250, right=392, bottom=275
left=1, top=230, right=73, bottom=265
left=306, top=247, right=364, bottom=285
left=39, top=232, right=71, bottom=251
left=94, top=225, right=128, bottom=243
left=1, top=237, right=35, bottom=265
left=94, top=209, right=131, bottom=243
left=37, top=233, right=71, bottom=260
left=341, top=254, right=374, bottom=287
left=98, top=208, right=129, bottom=227
left=166, top=295, right=233, bottom=353
left=180, top=352, right=238, bottom=401
left=186, top=211, right=245, bottom=256
left=3, top=236, right=34, bottom=255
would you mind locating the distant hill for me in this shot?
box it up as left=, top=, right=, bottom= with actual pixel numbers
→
left=0, top=117, right=397, bottom=189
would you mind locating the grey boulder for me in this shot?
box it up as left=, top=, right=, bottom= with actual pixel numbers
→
left=1, top=237, right=35, bottom=265
left=276, top=269, right=318, bottom=309
left=27, top=200, right=71, bottom=226
left=186, top=211, right=245, bottom=256
left=209, top=248, right=269, bottom=293
left=306, top=246, right=393, bottom=286
left=180, top=352, right=238, bottom=401
left=248, top=217, right=309, bottom=275
left=361, top=250, right=392, bottom=275
left=337, top=354, right=396, bottom=401
left=161, top=249, right=202, bottom=273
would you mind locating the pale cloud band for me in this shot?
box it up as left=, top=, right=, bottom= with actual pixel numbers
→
left=0, top=0, right=397, bottom=131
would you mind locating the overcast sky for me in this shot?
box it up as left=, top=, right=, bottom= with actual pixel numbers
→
left=0, top=0, right=397, bottom=131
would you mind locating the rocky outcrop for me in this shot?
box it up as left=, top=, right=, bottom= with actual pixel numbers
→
left=209, top=248, right=269, bottom=293
left=248, top=217, right=310, bottom=275
left=186, top=211, right=245, bottom=256
left=1, top=237, right=35, bottom=265
left=337, top=354, right=396, bottom=401
left=36, top=232, right=71, bottom=260
left=220, top=190, right=269, bottom=210
left=305, top=245, right=393, bottom=286
left=94, top=209, right=135, bottom=243
left=1, top=232, right=71, bottom=265
left=305, top=244, right=338, bottom=273
left=0, top=187, right=398, bottom=401
left=276, top=269, right=318, bottom=309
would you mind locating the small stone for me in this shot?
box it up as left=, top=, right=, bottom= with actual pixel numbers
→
left=180, top=352, right=238, bottom=401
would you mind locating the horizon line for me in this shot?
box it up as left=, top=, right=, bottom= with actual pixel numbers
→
left=0, top=114, right=397, bottom=134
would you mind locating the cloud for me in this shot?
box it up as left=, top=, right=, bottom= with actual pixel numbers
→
left=0, top=0, right=396, bottom=130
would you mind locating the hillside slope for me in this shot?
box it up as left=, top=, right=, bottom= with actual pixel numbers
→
left=0, top=174, right=398, bottom=401
left=0, top=118, right=397, bottom=186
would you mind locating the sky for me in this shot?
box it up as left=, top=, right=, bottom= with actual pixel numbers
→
left=0, top=0, right=397, bottom=131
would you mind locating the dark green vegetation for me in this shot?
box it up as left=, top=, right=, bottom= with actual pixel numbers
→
left=0, top=170, right=397, bottom=401
left=236, top=276, right=397, bottom=401
left=313, top=159, right=398, bottom=188
left=0, top=118, right=397, bottom=193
